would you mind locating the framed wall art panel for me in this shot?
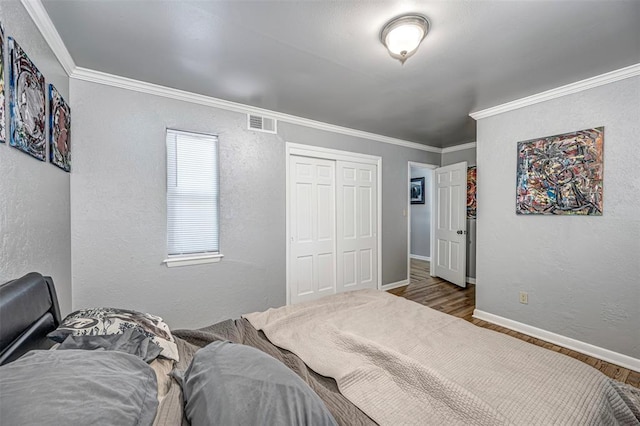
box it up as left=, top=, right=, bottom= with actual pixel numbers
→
left=9, top=37, right=46, bottom=161
left=0, top=21, right=5, bottom=143
left=467, top=166, right=477, bottom=219
left=49, top=84, right=71, bottom=171
left=516, top=127, right=604, bottom=215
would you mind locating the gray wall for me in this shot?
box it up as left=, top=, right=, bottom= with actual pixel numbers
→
left=410, top=166, right=432, bottom=258
left=0, top=2, right=72, bottom=315
left=466, top=219, right=476, bottom=280
left=441, top=146, right=476, bottom=167
left=441, top=146, right=477, bottom=280
left=70, top=79, right=439, bottom=329
left=476, top=76, right=640, bottom=358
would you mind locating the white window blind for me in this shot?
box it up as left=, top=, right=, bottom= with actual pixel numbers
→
left=166, top=129, right=219, bottom=257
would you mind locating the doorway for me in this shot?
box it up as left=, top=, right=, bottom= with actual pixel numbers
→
left=407, top=162, right=437, bottom=282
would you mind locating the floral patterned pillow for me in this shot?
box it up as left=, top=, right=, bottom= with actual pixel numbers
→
left=48, top=308, right=179, bottom=361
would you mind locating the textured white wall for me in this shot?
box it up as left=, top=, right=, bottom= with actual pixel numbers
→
left=410, top=166, right=432, bottom=258
left=476, top=76, right=640, bottom=358
left=70, top=79, right=439, bottom=329
left=0, top=2, right=72, bottom=314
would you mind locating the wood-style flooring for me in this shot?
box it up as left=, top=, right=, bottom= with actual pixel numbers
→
left=388, top=259, right=639, bottom=388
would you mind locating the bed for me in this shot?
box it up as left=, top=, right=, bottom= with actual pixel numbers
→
left=1, top=272, right=639, bottom=425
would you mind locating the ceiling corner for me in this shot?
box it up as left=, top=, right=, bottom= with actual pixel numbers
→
left=21, top=0, right=76, bottom=76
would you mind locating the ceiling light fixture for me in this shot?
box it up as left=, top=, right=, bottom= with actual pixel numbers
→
left=380, top=14, right=430, bottom=64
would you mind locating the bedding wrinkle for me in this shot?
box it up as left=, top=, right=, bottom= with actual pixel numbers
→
left=173, top=320, right=377, bottom=426
left=151, top=358, right=175, bottom=399
left=244, top=289, right=640, bottom=425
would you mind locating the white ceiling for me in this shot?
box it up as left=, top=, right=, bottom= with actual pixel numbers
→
left=41, top=0, right=640, bottom=148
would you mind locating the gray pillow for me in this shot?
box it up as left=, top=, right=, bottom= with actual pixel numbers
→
left=0, top=349, right=158, bottom=426
left=182, top=341, right=337, bottom=426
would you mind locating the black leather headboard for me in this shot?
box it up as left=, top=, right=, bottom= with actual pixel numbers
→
left=0, top=272, right=61, bottom=365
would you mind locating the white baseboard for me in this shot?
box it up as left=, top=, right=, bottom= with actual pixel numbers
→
left=473, top=310, right=640, bottom=373
left=381, top=279, right=409, bottom=291
left=410, top=254, right=430, bottom=262
left=466, top=277, right=476, bottom=284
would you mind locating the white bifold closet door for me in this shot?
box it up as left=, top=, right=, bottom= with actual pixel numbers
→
left=289, top=155, right=377, bottom=305
left=336, top=161, right=377, bottom=293
left=289, top=156, right=337, bottom=304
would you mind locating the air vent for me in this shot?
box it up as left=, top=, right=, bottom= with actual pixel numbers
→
left=247, top=114, right=277, bottom=134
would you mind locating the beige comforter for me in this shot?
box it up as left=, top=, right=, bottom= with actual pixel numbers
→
left=245, top=289, right=640, bottom=425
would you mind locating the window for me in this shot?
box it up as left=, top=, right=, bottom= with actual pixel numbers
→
left=164, top=129, right=222, bottom=267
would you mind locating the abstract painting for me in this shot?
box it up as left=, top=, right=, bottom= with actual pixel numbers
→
left=49, top=84, right=71, bottom=171
left=0, top=21, right=5, bottom=143
left=467, top=166, right=476, bottom=219
left=516, top=127, right=604, bottom=215
left=9, top=37, right=46, bottom=160
left=410, top=177, right=425, bottom=204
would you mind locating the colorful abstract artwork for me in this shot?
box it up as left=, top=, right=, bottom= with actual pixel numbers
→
left=0, top=21, right=6, bottom=143
left=49, top=84, right=71, bottom=171
left=516, top=127, right=604, bottom=215
left=9, top=37, right=46, bottom=160
left=467, top=166, right=477, bottom=219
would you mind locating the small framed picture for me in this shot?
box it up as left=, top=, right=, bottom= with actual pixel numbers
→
left=410, top=177, right=425, bottom=204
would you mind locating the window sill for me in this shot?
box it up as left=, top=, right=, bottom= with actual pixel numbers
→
left=163, top=253, right=224, bottom=268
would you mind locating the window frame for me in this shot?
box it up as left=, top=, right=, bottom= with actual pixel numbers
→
left=163, top=128, right=223, bottom=268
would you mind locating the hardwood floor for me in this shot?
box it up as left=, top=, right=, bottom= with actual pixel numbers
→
left=388, top=258, right=639, bottom=389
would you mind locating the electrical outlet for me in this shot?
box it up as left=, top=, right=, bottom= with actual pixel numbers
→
left=519, top=291, right=528, bottom=304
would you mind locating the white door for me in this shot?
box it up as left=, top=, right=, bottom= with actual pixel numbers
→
left=336, top=161, right=378, bottom=292
left=434, top=161, right=467, bottom=287
left=289, top=156, right=336, bottom=304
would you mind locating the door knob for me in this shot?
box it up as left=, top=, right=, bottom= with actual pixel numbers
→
left=457, top=230, right=467, bottom=235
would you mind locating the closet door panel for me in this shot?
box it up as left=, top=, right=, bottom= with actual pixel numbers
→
left=290, top=156, right=336, bottom=304
left=337, top=161, right=378, bottom=293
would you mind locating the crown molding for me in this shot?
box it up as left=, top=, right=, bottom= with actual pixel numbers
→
left=441, top=141, right=476, bottom=154
left=470, top=63, right=640, bottom=120
left=21, top=0, right=76, bottom=75
left=71, top=67, right=442, bottom=153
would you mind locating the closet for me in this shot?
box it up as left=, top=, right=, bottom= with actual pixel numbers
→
left=287, top=144, right=380, bottom=304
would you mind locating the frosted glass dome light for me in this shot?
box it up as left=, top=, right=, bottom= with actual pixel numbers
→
left=380, top=15, right=430, bottom=64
